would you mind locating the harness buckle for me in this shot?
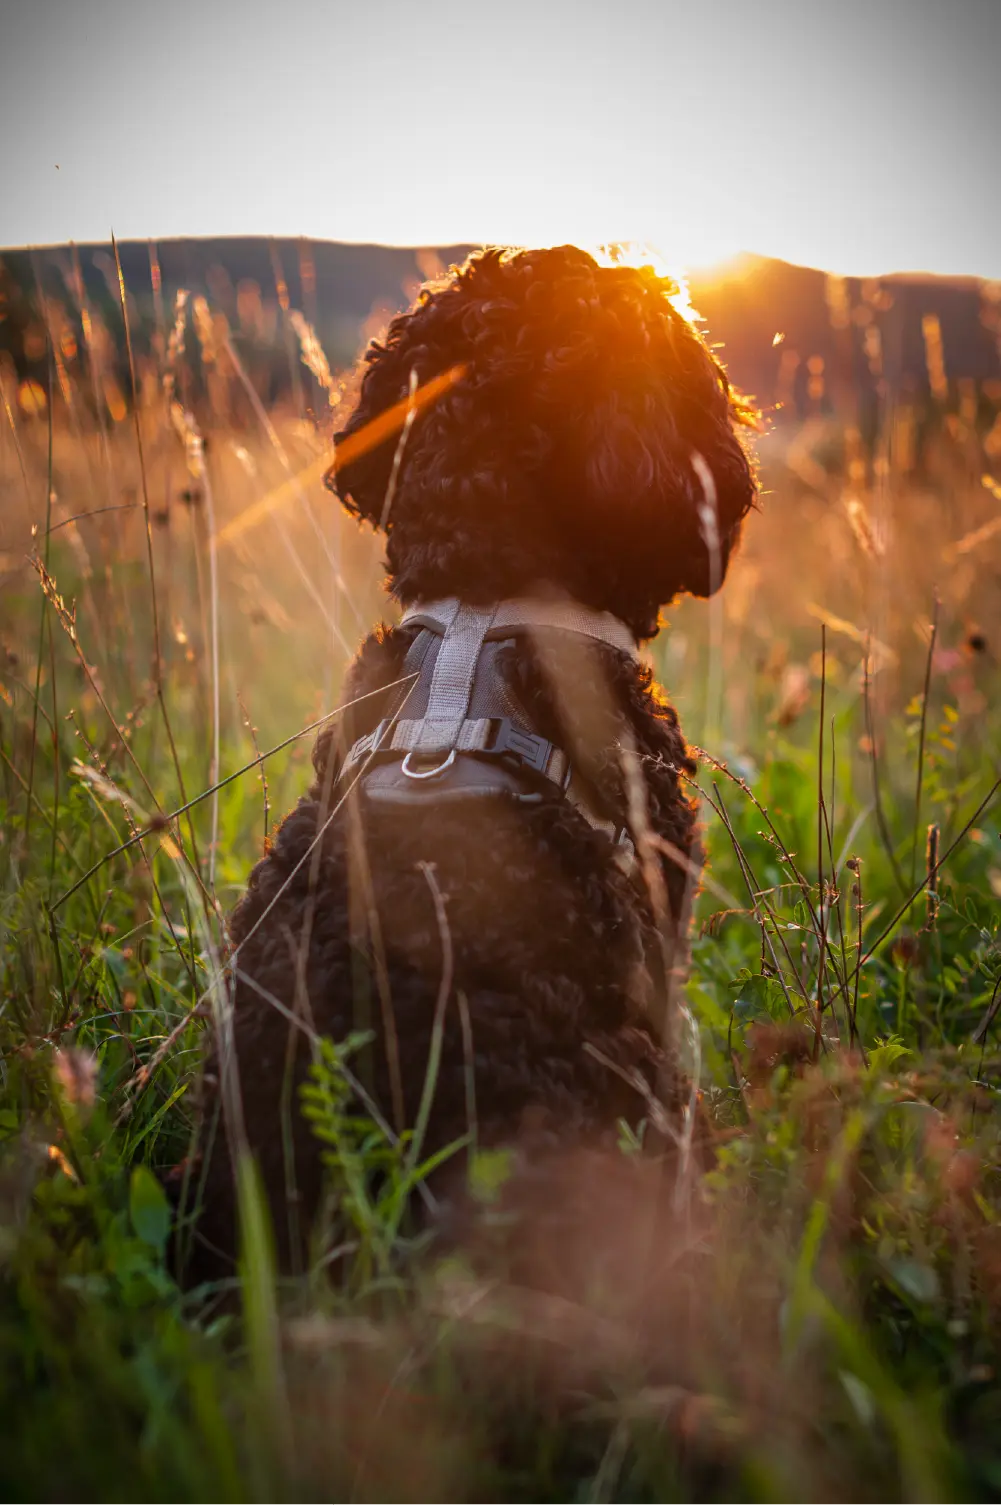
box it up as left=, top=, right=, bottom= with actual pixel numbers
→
left=489, top=719, right=553, bottom=774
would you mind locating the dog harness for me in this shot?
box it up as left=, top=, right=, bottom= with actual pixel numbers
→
left=339, top=596, right=637, bottom=848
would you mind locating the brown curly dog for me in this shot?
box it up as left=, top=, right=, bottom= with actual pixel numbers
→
left=187, top=244, right=758, bottom=1281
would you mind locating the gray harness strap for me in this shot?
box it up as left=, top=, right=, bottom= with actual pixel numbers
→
left=409, top=601, right=496, bottom=761
left=340, top=596, right=638, bottom=849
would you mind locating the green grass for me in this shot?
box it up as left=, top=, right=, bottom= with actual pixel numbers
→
left=3, top=302, right=1001, bottom=1499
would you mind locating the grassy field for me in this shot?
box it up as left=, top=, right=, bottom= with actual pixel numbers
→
left=2, top=263, right=1001, bottom=1501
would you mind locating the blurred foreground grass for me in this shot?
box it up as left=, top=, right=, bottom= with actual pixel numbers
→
left=2, top=270, right=1001, bottom=1500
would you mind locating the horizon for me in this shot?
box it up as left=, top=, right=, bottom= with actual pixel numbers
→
left=3, top=235, right=994, bottom=290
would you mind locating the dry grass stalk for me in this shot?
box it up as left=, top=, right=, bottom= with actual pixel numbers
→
left=922, top=313, right=949, bottom=403
left=288, top=310, right=338, bottom=404
left=191, top=295, right=220, bottom=366
left=162, top=288, right=189, bottom=402
left=378, top=368, right=419, bottom=530
left=170, top=401, right=205, bottom=479
left=926, top=823, right=941, bottom=930
left=843, top=493, right=885, bottom=558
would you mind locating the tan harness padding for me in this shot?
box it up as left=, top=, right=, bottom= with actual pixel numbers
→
left=402, top=596, right=636, bottom=656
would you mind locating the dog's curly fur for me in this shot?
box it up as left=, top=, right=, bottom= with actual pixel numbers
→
left=191, top=245, right=758, bottom=1277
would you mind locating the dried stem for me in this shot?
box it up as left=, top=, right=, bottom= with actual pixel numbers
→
left=911, top=596, right=940, bottom=889
left=51, top=676, right=417, bottom=913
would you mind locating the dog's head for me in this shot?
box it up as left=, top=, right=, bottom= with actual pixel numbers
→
left=326, top=246, right=758, bottom=640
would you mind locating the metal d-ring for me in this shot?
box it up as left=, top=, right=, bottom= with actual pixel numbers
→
left=401, top=748, right=457, bottom=780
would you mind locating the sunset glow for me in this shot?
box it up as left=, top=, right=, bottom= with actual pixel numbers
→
left=2, top=0, right=999, bottom=279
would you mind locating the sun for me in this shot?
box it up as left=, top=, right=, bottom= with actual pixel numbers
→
left=584, top=240, right=713, bottom=326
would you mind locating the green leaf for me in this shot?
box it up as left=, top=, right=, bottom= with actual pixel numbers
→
left=129, top=1165, right=171, bottom=1253
left=885, top=1257, right=940, bottom=1306
left=731, top=969, right=789, bottom=1024
left=868, top=1036, right=910, bottom=1075
left=839, top=1370, right=876, bottom=1427
left=125, top=1081, right=189, bottom=1158
left=468, top=1147, right=514, bottom=1205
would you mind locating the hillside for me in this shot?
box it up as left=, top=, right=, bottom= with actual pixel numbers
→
left=1, top=237, right=998, bottom=423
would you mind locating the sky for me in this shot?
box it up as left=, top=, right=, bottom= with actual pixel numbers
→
left=1, top=0, right=1000, bottom=278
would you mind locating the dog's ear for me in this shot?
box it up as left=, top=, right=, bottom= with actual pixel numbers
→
left=572, top=371, right=757, bottom=603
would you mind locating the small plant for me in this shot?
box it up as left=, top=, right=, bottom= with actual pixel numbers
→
left=299, top=1031, right=468, bottom=1292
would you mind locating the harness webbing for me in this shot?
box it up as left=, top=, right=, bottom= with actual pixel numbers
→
left=407, top=601, right=496, bottom=758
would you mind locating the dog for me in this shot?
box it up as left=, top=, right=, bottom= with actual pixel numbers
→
left=188, top=245, right=758, bottom=1280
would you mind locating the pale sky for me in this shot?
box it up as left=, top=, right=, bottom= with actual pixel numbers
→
left=2, top=0, right=1000, bottom=277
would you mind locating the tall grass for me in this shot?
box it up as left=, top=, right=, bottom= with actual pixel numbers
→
left=1, top=250, right=1001, bottom=1500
